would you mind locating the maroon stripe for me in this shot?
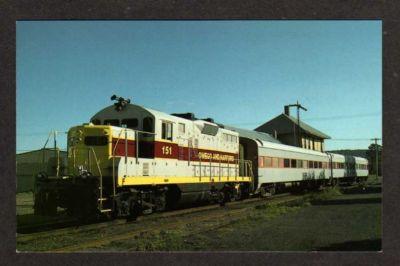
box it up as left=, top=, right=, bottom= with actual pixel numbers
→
left=112, top=138, right=136, bottom=157
left=111, top=139, right=238, bottom=163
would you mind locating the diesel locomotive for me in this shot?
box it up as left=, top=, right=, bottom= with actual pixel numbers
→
left=33, top=95, right=368, bottom=220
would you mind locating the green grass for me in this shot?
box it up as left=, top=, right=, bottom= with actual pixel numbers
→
left=304, top=186, right=343, bottom=203
left=17, top=181, right=382, bottom=252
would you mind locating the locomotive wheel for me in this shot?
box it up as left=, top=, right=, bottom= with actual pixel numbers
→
left=260, top=187, right=268, bottom=198
left=218, top=191, right=226, bottom=207
left=219, top=185, right=231, bottom=206
left=45, top=192, right=57, bottom=216
left=239, top=184, right=250, bottom=200
left=34, top=191, right=57, bottom=216
left=155, top=192, right=167, bottom=212
left=165, top=186, right=181, bottom=210
left=34, top=191, right=45, bottom=216
left=269, top=185, right=276, bottom=196
left=127, top=200, right=142, bottom=222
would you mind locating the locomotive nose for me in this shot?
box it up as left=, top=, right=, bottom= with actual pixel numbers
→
left=67, top=124, right=112, bottom=177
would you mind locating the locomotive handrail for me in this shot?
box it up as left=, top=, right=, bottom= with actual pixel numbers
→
left=112, top=128, right=125, bottom=197
left=88, top=147, right=103, bottom=210
left=69, top=146, right=104, bottom=210
left=192, top=158, right=253, bottom=182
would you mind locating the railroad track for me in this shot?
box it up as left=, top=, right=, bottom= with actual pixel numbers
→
left=16, top=192, right=305, bottom=252
left=17, top=192, right=292, bottom=238
left=51, top=193, right=304, bottom=252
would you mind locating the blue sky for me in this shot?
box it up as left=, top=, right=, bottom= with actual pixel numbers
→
left=16, top=20, right=382, bottom=152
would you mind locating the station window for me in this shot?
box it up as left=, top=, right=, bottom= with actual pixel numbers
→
left=161, top=121, right=173, bottom=141
left=284, top=159, right=290, bottom=168
left=104, top=119, right=120, bottom=126
left=308, top=161, right=314, bottom=168
left=290, top=159, right=297, bottom=168
left=121, top=118, right=138, bottom=129
left=318, top=162, right=322, bottom=169
left=178, top=123, right=186, bottom=134
left=313, top=161, right=318, bottom=168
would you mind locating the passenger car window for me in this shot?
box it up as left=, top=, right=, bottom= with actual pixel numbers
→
left=284, top=159, right=290, bottom=168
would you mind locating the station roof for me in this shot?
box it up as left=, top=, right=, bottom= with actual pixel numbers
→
left=255, top=113, right=331, bottom=139
left=223, top=125, right=282, bottom=144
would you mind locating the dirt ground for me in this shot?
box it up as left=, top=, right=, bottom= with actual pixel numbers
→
left=185, top=182, right=381, bottom=251
left=16, top=177, right=382, bottom=252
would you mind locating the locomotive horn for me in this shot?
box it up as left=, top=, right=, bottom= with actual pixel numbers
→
left=111, top=95, right=131, bottom=111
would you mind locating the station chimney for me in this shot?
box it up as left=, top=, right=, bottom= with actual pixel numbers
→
left=284, top=105, right=290, bottom=116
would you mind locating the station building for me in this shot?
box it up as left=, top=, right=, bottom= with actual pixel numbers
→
left=254, top=107, right=330, bottom=152
left=16, top=148, right=67, bottom=193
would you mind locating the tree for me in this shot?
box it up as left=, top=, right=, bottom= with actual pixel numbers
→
left=366, top=143, right=382, bottom=176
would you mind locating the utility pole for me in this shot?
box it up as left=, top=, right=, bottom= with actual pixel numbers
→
left=371, top=138, right=381, bottom=179
left=285, top=101, right=307, bottom=147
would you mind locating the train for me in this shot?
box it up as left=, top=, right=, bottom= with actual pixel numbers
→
left=33, top=95, right=369, bottom=220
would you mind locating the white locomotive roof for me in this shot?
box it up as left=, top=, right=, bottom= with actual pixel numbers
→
left=144, top=106, right=233, bottom=130
left=92, top=103, right=239, bottom=136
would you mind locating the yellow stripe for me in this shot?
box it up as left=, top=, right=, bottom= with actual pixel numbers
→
left=118, top=175, right=252, bottom=186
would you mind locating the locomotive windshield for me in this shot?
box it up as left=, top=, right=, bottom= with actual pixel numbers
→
left=84, top=136, right=108, bottom=146
left=121, top=118, right=138, bottom=129
left=104, top=119, right=119, bottom=126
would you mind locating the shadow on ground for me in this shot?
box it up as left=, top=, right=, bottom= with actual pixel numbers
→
left=311, top=197, right=381, bottom=206
left=341, top=186, right=382, bottom=195
left=317, top=239, right=381, bottom=251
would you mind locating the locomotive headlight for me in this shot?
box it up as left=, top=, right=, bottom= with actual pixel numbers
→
left=103, top=130, right=109, bottom=135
